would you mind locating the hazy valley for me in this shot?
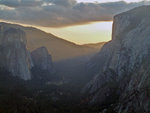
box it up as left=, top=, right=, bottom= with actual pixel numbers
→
left=0, top=3, right=150, bottom=113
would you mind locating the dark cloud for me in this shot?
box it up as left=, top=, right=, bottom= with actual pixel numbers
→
left=0, top=0, right=149, bottom=27
left=0, top=0, right=43, bottom=7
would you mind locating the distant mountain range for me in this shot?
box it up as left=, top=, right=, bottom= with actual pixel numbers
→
left=0, top=22, right=104, bottom=61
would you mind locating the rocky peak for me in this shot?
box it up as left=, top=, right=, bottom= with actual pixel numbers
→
left=31, top=47, right=53, bottom=72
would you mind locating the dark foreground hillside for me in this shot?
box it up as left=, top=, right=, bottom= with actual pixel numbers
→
left=0, top=68, right=113, bottom=113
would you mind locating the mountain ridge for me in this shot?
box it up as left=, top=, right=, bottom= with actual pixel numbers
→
left=0, top=22, right=104, bottom=61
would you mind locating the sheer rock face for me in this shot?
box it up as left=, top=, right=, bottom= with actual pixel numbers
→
left=31, top=47, right=54, bottom=73
left=84, top=6, right=150, bottom=111
left=0, top=27, right=54, bottom=80
left=0, top=28, right=33, bottom=80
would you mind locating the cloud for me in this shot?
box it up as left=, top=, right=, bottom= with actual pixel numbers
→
left=0, top=0, right=149, bottom=27
left=52, top=0, right=76, bottom=7
left=0, top=0, right=43, bottom=7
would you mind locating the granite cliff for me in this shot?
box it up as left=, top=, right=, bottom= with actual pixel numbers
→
left=0, top=28, right=33, bottom=80
left=84, top=6, right=150, bottom=113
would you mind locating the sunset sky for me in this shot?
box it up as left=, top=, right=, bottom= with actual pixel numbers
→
left=39, top=0, right=149, bottom=44
left=0, top=0, right=149, bottom=44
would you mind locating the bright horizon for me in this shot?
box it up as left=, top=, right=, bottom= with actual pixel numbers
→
left=39, top=21, right=113, bottom=45
left=0, top=20, right=112, bottom=45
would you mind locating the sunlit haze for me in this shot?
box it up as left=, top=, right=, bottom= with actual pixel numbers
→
left=39, top=22, right=112, bottom=44
left=0, top=20, right=112, bottom=44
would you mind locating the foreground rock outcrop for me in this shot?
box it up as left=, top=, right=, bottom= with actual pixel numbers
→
left=0, top=28, right=33, bottom=80
left=84, top=6, right=150, bottom=113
